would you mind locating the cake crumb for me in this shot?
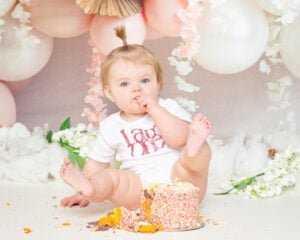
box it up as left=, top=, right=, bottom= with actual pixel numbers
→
left=206, top=218, right=224, bottom=225
left=23, top=228, right=32, bottom=234
left=62, top=222, right=71, bottom=226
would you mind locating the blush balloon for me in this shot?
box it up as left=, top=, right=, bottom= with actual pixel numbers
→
left=29, top=0, right=93, bottom=38
left=143, top=0, right=187, bottom=37
left=90, top=14, right=146, bottom=55
left=145, top=23, right=164, bottom=40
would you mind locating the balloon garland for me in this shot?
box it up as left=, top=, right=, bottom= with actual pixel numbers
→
left=0, top=0, right=300, bottom=127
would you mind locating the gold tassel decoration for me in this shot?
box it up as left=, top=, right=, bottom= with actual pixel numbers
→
left=76, top=0, right=142, bottom=17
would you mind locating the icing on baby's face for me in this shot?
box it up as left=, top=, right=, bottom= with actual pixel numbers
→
left=104, top=58, right=159, bottom=120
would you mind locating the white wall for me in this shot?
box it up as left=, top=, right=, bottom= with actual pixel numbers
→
left=14, top=33, right=300, bottom=138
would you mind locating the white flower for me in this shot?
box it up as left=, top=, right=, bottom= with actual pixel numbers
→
left=168, top=58, right=194, bottom=76
left=280, top=101, right=290, bottom=109
left=259, top=60, right=271, bottom=74
left=51, top=124, right=97, bottom=159
left=260, top=14, right=283, bottom=73
left=278, top=76, right=292, bottom=86
left=265, top=43, right=280, bottom=58
left=11, top=3, right=31, bottom=23
left=76, top=123, right=86, bottom=132
left=175, top=76, right=200, bottom=93
left=276, top=11, right=298, bottom=24
left=226, top=148, right=300, bottom=198
left=175, top=97, right=199, bottom=112
left=13, top=25, right=40, bottom=48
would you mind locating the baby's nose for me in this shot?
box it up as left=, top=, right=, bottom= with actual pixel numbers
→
left=132, top=83, right=142, bottom=92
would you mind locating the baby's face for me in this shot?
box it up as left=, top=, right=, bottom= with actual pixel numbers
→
left=104, top=59, right=159, bottom=117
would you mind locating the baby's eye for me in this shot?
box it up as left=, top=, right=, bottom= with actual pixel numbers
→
left=140, top=78, right=150, bottom=84
left=120, top=81, right=128, bottom=87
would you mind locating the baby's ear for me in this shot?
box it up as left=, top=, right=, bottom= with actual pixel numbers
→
left=103, top=85, right=115, bottom=102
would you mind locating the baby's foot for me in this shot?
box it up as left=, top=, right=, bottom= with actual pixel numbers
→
left=186, top=113, right=212, bottom=157
left=60, top=158, right=94, bottom=197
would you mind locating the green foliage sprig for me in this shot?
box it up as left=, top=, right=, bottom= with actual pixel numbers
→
left=214, top=173, right=265, bottom=195
left=45, top=117, right=86, bottom=170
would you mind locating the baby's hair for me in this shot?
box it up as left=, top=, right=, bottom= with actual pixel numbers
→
left=100, top=26, right=163, bottom=89
left=114, top=26, right=127, bottom=46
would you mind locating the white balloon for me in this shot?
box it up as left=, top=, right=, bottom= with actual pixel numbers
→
left=255, top=0, right=300, bottom=16
left=280, top=16, right=300, bottom=78
left=194, top=0, right=269, bottom=74
left=0, top=0, right=16, bottom=17
left=0, top=16, right=53, bottom=81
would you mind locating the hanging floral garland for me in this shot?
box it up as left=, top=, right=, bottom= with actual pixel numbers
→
left=81, top=40, right=107, bottom=127
left=168, top=0, right=203, bottom=113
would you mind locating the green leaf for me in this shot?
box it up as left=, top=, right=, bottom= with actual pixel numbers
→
left=68, top=151, right=86, bottom=170
left=46, top=130, right=53, bottom=143
left=59, top=117, right=71, bottom=131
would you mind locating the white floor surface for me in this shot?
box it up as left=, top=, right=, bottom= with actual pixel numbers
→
left=0, top=182, right=299, bottom=240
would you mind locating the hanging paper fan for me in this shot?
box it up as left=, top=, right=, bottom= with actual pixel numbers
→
left=76, top=0, right=142, bottom=17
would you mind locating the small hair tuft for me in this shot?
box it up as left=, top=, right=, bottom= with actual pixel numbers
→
left=114, top=25, right=127, bottom=46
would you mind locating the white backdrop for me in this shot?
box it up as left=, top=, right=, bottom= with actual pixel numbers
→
left=14, top=33, right=300, bottom=138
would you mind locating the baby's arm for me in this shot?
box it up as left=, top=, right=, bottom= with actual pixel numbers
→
left=138, top=94, right=189, bottom=149
left=60, top=158, right=110, bottom=207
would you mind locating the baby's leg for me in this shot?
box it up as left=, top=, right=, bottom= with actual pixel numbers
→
left=60, top=160, right=142, bottom=210
left=172, top=113, right=212, bottom=201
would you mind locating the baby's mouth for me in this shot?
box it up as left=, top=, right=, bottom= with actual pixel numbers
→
left=131, top=98, right=139, bottom=106
left=132, top=96, right=141, bottom=102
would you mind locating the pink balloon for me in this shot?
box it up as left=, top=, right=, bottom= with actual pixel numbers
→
left=141, top=10, right=164, bottom=40
left=0, top=82, right=16, bottom=127
left=90, top=14, right=146, bottom=55
left=29, top=0, right=93, bottom=38
left=1, top=79, right=33, bottom=93
left=144, top=0, right=187, bottom=37
left=145, top=23, right=164, bottom=40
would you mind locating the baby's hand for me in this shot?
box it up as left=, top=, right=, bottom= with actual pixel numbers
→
left=60, top=193, right=89, bottom=208
left=137, top=94, right=159, bottom=113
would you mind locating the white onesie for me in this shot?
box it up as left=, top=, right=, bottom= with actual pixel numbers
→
left=88, top=98, right=192, bottom=185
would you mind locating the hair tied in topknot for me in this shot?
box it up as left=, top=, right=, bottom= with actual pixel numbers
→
left=114, top=26, right=127, bottom=46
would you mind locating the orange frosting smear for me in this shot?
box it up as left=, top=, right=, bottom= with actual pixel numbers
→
left=98, top=207, right=122, bottom=227
left=138, top=223, right=163, bottom=233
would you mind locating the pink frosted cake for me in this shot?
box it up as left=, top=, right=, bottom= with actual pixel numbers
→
left=95, top=180, right=203, bottom=233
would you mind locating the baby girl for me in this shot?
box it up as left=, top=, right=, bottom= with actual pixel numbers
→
left=60, top=27, right=212, bottom=210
